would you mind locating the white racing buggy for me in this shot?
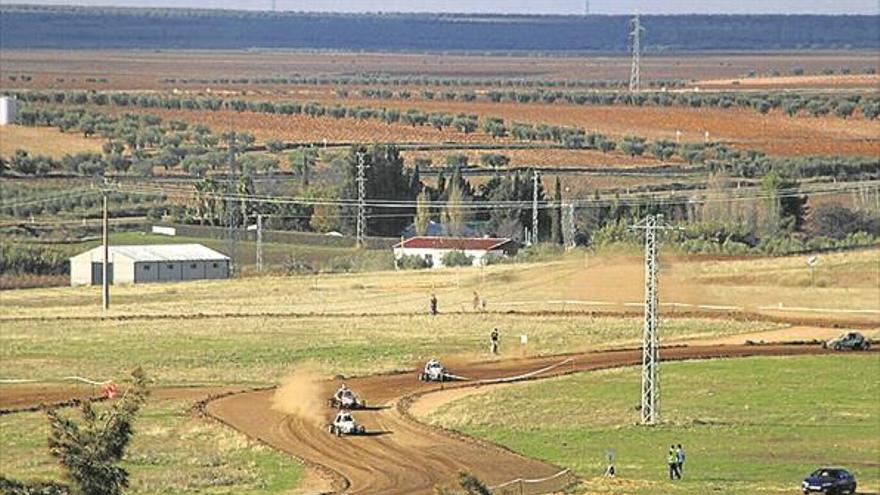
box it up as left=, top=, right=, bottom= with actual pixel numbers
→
left=327, top=409, right=366, bottom=436
left=328, top=386, right=366, bottom=409
left=418, top=358, right=466, bottom=382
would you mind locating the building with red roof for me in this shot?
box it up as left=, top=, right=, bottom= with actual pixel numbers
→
left=392, top=236, right=518, bottom=268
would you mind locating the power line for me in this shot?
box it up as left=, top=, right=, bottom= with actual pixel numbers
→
left=112, top=180, right=879, bottom=210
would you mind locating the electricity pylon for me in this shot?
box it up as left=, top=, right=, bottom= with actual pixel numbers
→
left=630, top=214, right=677, bottom=425
left=629, top=14, right=644, bottom=92
left=356, top=151, right=368, bottom=247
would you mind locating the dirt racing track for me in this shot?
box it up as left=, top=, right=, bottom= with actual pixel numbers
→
left=205, top=344, right=842, bottom=495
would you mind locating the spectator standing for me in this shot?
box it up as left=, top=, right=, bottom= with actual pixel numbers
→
left=676, top=444, right=685, bottom=477
left=430, top=294, right=438, bottom=315
left=490, top=328, right=500, bottom=355
left=667, top=445, right=679, bottom=480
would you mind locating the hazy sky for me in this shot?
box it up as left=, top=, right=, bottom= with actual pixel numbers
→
left=3, top=0, right=878, bottom=14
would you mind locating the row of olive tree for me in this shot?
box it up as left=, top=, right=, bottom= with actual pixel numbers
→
left=160, top=74, right=686, bottom=89
left=344, top=87, right=880, bottom=120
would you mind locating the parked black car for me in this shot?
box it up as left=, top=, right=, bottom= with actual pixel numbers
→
left=802, top=467, right=857, bottom=494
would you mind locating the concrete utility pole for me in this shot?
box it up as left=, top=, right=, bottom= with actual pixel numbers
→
left=568, top=202, right=577, bottom=248
left=629, top=14, right=644, bottom=92
left=256, top=214, right=264, bottom=272
left=225, top=132, right=239, bottom=276
left=102, top=183, right=110, bottom=310
left=356, top=151, right=368, bottom=248
left=630, top=214, right=678, bottom=425
left=532, top=170, right=540, bottom=245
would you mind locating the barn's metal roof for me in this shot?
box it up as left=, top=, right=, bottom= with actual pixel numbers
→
left=73, top=244, right=229, bottom=262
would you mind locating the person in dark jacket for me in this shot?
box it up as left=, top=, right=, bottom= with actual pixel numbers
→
left=430, top=294, right=438, bottom=315
left=490, top=328, right=500, bottom=354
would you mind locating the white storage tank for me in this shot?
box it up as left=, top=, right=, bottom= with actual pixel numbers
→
left=0, top=96, right=17, bottom=125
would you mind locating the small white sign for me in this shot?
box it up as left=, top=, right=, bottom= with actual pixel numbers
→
left=520, top=334, right=528, bottom=345
left=151, top=226, right=176, bottom=236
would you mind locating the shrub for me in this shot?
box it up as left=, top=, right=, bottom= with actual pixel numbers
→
left=397, top=254, right=431, bottom=270
left=442, top=250, right=475, bottom=267
left=620, top=136, right=647, bottom=157
left=479, top=153, right=510, bottom=168
left=445, top=154, right=469, bottom=168
left=515, top=243, right=565, bottom=262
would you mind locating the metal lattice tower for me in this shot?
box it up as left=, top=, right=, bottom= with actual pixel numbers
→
left=629, top=14, right=644, bottom=93
left=630, top=214, right=678, bottom=425
left=532, top=171, right=540, bottom=245
left=640, top=214, right=659, bottom=424
left=356, top=151, right=368, bottom=248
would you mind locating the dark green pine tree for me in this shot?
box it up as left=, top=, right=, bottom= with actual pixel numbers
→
left=46, top=369, right=149, bottom=495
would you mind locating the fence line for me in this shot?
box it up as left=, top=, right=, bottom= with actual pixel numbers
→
left=490, top=299, right=876, bottom=315
left=490, top=469, right=576, bottom=495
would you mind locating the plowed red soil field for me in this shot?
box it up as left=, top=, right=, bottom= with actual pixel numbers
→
left=104, top=102, right=879, bottom=158
left=3, top=50, right=877, bottom=90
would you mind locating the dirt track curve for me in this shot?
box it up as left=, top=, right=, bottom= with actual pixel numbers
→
left=206, top=344, right=841, bottom=495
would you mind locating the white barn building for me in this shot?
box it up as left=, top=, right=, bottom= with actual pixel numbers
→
left=0, top=96, right=17, bottom=126
left=70, top=244, right=230, bottom=286
left=392, top=237, right=517, bottom=268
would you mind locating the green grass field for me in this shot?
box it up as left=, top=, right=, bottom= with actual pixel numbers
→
left=0, top=313, right=774, bottom=385
left=0, top=251, right=876, bottom=493
left=0, top=396, right=302, bottom=494
left=425, top=355, right=880, bottom=494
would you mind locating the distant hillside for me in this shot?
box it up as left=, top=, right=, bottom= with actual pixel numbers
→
left=1, top=5, right=878, bottom=52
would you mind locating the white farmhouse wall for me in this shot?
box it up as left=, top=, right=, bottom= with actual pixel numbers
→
left=393, top=247, right=504, bottom=268
left=69, top=252, right=94, bottom=286
left=0, top=97, right=17, bottom=126
left=113, top=256, right=136, bottom=284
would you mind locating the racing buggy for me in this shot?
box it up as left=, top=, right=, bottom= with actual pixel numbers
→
left=327, top=410, right=366, bottom=436
left=823, top=332, right=871, bottom=351
left=419, top=359, right=449, bottom=382
left=328, top=385, right=366, bottom=409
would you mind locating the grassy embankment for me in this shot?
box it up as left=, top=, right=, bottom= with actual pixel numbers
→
left=424, top=355, right=880, bottom=495
left=0, top=395, right=302, bottom=494
left=1, top=251, right=875, bottom=492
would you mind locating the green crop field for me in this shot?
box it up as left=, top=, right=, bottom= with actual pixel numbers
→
left=424, top=355, right=880, bottom=495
